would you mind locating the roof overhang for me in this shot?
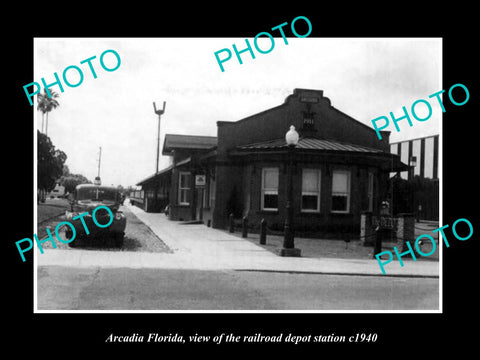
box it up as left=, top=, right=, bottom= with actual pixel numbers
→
left=162, top=134, right=217, bottom=155
left=229, top=137, right=408, bottom=172
left=136, top=157, right=193, bottom=186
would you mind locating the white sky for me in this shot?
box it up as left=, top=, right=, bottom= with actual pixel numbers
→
left=34, top=37, right=442, bottom=188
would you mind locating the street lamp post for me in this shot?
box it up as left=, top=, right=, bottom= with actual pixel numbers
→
left=280, top=125, right=301, bottom=257
left=152, top=101, right=166, bottom=212
left=153, top=101, right=166, bottom=174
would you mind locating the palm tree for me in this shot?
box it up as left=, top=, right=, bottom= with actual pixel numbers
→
left=37, top=89, right=60, bottom=136
left=37, top=90, right=48, bottom=133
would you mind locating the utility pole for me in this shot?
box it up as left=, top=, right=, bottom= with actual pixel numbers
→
left=94, top=146, right=102, bottom=185
left=97, top=146, right=102, bottom=178
left=153, top=101, right=166, bottom=173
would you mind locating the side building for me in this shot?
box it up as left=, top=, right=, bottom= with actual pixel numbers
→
left=135, top=88, right=408, bottom=237
left=389, top=135, right=440, bottom=220
left=135, top=134, right=217, bottom=218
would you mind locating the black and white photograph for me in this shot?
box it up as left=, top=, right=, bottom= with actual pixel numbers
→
left=6, top=7, right=478, bottom=354
left=33, top=37, right=442, bottom=311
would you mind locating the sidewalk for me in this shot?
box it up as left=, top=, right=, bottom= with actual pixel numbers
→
left=126, top=204, right=439, bottom=278
left=37, top=203, right=439, bottom=278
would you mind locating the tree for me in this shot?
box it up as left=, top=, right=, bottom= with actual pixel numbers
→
left=58, top=164, right=91, bottom=194
left=38, top=131, right=67, bottom=201
left=60, top=173, right=91, bottom=194
left=37, top=89, right=60, bottom=136
left=37, top=90, right=48, bottom=133
left=62, top=164, right=71, bottom=177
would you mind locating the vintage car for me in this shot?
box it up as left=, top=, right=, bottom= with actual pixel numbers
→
left=65, top=183, right=126, bottom=247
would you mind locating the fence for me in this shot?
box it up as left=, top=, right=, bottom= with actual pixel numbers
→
left=360, top=212, right=415, bottom=253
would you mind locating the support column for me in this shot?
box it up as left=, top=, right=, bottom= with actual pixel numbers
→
left=396, top=142, right=402, bottom=178
left=408, top=140, right=413, bottom=181
left=420, top=138, right=425, bottom=179
left=396, top=213, right=415, bottom=253
left=360, top=211, right=375, bottom=246
left=433, top=135, right=439, bottom=180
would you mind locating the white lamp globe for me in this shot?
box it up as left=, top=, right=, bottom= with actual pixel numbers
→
left=285, top=125, right=299, bottom=146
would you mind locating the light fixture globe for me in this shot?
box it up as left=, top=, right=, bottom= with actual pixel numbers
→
left=410, top=156, right=417, bottom=167
left=285, top=125, right=299, bottom=146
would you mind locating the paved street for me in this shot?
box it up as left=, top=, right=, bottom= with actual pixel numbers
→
left=36, top=203, right=440, bottom=311
left=37, top=266, right=438, bottom=310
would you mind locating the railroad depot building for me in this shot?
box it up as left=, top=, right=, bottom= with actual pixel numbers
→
left=134, top=88, right=408, bottom=237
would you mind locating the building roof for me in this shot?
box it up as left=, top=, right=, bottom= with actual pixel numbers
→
left=162, top=134, right=217, bottom=155
left=237, top=137, right=383, bottom=153
left=136, top=165, right=174, bottom=186
left=234, top=136, right=409, bottom=172
left=136, top=158, right=192, bottom=186
left=138, top=134, right=217, bottom=187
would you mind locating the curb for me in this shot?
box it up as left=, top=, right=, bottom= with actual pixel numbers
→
left=125, top=204, right=440, bottom=279
left=234, top=268, right=439, bottom=279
